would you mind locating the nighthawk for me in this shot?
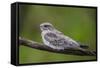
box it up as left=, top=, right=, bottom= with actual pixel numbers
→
left=40, top=22, right=88, bottom=51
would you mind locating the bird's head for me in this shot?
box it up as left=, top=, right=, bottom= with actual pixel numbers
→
left=40, top=22, right=54, bottom=31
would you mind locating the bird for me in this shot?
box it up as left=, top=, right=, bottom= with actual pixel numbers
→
left=40, top=22, right=89, bottom=52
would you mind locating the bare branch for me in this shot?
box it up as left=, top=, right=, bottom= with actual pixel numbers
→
left=19, top=37, right=96, bottom=56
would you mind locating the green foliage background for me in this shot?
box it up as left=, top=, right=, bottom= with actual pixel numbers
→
left=19, top=4, right=97, bottom=64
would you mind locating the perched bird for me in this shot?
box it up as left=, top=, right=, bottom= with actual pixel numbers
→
left=40, top=22, right=88, bottom=51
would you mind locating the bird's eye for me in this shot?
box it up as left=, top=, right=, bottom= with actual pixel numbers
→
left=44, top=25, right=48, bottom=27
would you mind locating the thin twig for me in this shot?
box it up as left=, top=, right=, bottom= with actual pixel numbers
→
left=19, top=37, right=96, bottom=56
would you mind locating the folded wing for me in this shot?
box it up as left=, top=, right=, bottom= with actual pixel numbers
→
left=44, top=32, right=80, bottom=49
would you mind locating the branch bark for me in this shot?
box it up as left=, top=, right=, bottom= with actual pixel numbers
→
left=19, top=37, right=96, bottom=56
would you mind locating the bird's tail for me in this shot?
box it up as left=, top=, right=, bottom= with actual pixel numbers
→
left=80, top=44, right=89, bottom=49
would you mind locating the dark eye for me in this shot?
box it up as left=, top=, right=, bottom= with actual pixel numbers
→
left=44, top=25, right=48, bottom=27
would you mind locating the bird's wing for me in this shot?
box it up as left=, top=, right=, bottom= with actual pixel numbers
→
left=44, top=32, right=79, bottom=49
left=53, top=29, right=80, bottom=46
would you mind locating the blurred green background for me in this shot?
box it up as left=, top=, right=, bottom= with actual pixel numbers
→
left=19, top=4, right=96, bottom=64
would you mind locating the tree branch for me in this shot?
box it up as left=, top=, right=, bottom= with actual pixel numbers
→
left=19, top=37, right=96, bottom=56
